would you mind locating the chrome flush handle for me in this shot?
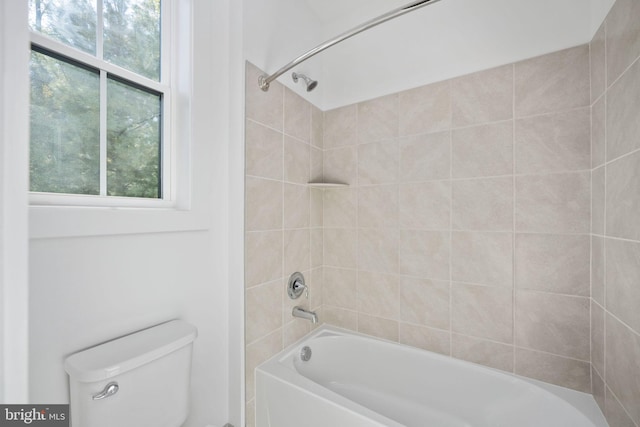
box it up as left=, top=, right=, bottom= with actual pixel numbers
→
left=92, top=382, right=119, bottom=400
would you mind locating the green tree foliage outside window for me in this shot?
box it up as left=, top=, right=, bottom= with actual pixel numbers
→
left=29, top=0, right=163, bottom=199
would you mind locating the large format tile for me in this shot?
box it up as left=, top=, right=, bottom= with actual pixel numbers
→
left=399, top=323, right=450, bottom=355
left=592, top=166, right=606, bottom=236
left=245, top=177, right=283, bottom=231
left=357, top=271, right=399, bottom=320
left=358, top=314, right=399, bottom=342
left=284, top=136, right=310, bottom=184
left=399, top=131, right=451, bottom=182
left=399, top=181, right=450, bottom=230
left=606, top=238, right=640, bottom=333
left=452, top=177, right=513, bottom=232
left=515, top=348, right=590, bottom=393
left=245, top=231, right=283, bottom=288
left=451, top=231, right=513, bottom=288
left=358, top=228, right=399, bottom=274
left=284, top=184, right=309, bottom=229
left=606, top=151, right=640, bottom=240
left=324, top=105, right=357, bottom=149
left=451, top=282, right=513, bottom=343
left=399, top=277, right=450, bottom=329
left=324, top=228, right=357, bottom=268
left=359, top=185, right=399, bottom=228
left=245, top=120, right=283, bottom=180
left=452, top=64, right=513, bottom=127
left=515, top=108, right=590, bottom=174
left=311, top=105, right=323, bottom=149
left=399, top=80, right=451, bottom=136
left=591, top=301, right=605, bottom=379
left=592, top=236, right=605, bottom=306
left=246, top=62, right=283, bottom=130
left=515, top=45, right=590, bottom=117
left=323, top=187, right=356, bottom=228
left=323, top=306, right=357, bottom=330
left=399, top=230, right=450, bottom=280
left=323, top=267, right=356, bottom=310
left=606, top=387, right=637, bottom=427
left=515, top=291, right=590, bottom=360
left=246, top=329, right=282, bottom=401
left=606, top=0, right=640, bottom=85
left=246, top=280, right=283, bottom=343
left=323, top=146, right=357, bottom=185
left=284, top=88, right=310, bottom=142
left=452, top=334, right=514, bottom=372
left=357, top=94, right=399, bottom=144
left=452, top=121, right=513, bottom=179
left=284, top=229, right=310, bottom=274
left=515, top=233, right=590, bottom=296
left=606, top=314, right=640, bottom=425
left=607, top=58, right=640, bottom=160
left=591, top=95, right=606, bottom=169
left=590, top=22, right=606, bottom=104
left=358, top=141, right=399, bottom=185
left=515, top=172, right=590, bottom=233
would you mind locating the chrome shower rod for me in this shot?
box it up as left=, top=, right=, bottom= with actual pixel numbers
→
left=258, top=0, right=442, bottom=91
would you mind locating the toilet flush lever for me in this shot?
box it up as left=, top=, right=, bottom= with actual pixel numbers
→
left=92, top=382, right=119, bottom=400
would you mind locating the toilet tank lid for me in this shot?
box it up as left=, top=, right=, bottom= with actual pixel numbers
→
left=64, top=320, right=197, bottom=382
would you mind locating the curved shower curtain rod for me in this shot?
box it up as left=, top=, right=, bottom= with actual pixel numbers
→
left=258, top=0, right=442, bottom=91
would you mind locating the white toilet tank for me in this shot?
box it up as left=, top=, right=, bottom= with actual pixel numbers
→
left=64, top=320, right=197, bottom=427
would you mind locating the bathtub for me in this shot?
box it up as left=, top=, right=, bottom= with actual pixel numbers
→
left=255, top=326, right=608, bottom=427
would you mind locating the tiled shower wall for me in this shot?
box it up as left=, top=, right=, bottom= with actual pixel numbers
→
left=320, top=44, right=593, bottom=393
left=243, top=63, right=324, bottom=426
left=589, top=0, right=640, bottom=425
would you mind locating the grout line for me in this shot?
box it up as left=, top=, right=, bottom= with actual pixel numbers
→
left=512, top=62, right=518, bottom=374
left=449, top=81, right=454, bottom=357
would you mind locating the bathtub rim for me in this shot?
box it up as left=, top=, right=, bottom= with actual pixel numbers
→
left=256, top=325, right=607, bottom=427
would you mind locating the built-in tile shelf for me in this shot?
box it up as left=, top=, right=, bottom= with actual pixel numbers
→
left=307, top=182, right=349, bottom=188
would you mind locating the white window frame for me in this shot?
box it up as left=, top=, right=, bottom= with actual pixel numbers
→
left=28, top=0, right=209, bottom=238
left=28, top=0, right=174, bottom=208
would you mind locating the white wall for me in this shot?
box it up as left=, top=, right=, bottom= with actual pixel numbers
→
left=0, top=0, right=30, bottom=404
left=27, top=1, right=232, bottom=426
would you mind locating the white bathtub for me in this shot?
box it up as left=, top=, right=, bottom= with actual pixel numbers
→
left=256, top=326, right=608, bottom=427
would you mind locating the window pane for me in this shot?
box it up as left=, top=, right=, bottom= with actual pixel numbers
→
left=30, top=50, right=100, bottom=195
left=29, top=0, right=97, bottom=55
left=107, top=78, right=161, bottom=198
left=104, top=0, right=161, bottom=81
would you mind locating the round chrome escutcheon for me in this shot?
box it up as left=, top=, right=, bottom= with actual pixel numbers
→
left=300, top=346, right=312, bottom=362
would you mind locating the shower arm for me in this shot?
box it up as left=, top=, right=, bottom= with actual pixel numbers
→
left=258, top=0, right=442, bottom=91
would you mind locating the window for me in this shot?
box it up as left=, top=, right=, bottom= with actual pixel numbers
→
left=29, top=0, right=170, bottom=203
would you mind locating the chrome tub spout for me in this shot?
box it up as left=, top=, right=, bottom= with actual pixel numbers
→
left=292, top=306, right=318, bottom=324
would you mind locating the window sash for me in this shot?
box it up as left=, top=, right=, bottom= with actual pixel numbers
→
left=28, top=0, right=173, bottom=206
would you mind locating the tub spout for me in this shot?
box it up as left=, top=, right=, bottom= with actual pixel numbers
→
left=292, top=306, right=318, bottom=324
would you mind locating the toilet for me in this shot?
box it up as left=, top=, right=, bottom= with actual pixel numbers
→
left=64, top=320, right=197, bottom=427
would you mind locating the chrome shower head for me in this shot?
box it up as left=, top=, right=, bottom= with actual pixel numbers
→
left=292, top=72, right=318, bottom=92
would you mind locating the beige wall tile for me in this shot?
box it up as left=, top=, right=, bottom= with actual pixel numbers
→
left=310, top=188, right=323, bottom=228
left=358, top=228, right=399, bottom=274
left=358, top=141, right=399, bottom=185
left=324, top=105, right=357, bottom=149
left=515, top=347, right=590, bottom=393
left=246, top=329, right=282, bottom=401
left=606, top=0, right=640, bottom=85
left=245, top=231, right=282, bottom=288
left=245, top=177, right=282, bottom=231
left=452, top=178, right=513, bottom=232
left=515, top=291, right=590, bottom=360
left=451, top=231, right=513, bottom=288
left=284, top=136, right=310, bottom=184
left=515, top=233, right=590, bottom=296
left=399, top=230, right=449, bottom=280
left=246, top=62, right=283, bottom=130
left=311, top=105, right=323, bottom=149
left=452, top=334, right=514, bottom=372
left=323, top=306, right=357, bottom=330
left=591, top=301, right=605, bottom=378
left=515, top=172, right=590, bottom=233
left=310, top=146, right=323, bottom=182
left=515, top=45, right=590, bottom=117
left=324, top=146, right=357, bottom=185
left=592, top=236, right=606, bottom=306
left=451, top=282, right=513, bottom=343
left=323, top=267, right=356, bottom=309
left=357, top=94, right=399, bottom=144
left=605, top=387, right=637, bottom=427
left=592, top=367, right=606, bottom=415
left=606, top=314, right=640, bottom=424
left=399, top=323, right=450, bottom=355
left=452, top=122, right=513, bottom=179
left=284, top=184, right=309, bottom=229
left=308, top=267, right=323, bottom=310
left=359, top=185, right=399, bottom=228
left=399, top=80, right=451, bottom=136
left=592, top=95, right=606, bottom=169
left=358, top=271, right=399, bottom=320
left=246, top=280, right=283, bottom=343
left=324, top=228, right=357, bottom=268
left=284, top=88, right=310, bottom=142
left=606, top=238, right=640, bottom=333
left=399, top=132, right=451, bottom=182
left=515, top=108, right=591, bottom=174
left=284, top=229, right=310, bottom=274
left=399, top=277, right=450, bottom=329
left=358, top=314, right=399, bottom=341
left=399, top=181, right=450, bottom=230
left=590, top=22, right=606, bottom=104
left=246, top=399, right=255, bottom=427
left=283, top=319, right=311, bottom=348
left=246, top=120, right=283, bottom=180
left=592, top=166, right=606, bottom=236
left=452, top=64, right=513, bottom=127
left=323, top=187, right=357, bottom=228
left=310, top=228, right=323, bottom=268
left=607, top=58, right=640, bottom=160
left=606, top=151, right=640, bottom=240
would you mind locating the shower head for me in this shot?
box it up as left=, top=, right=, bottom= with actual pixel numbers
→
left=292, top=72, right=318, bottom=92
